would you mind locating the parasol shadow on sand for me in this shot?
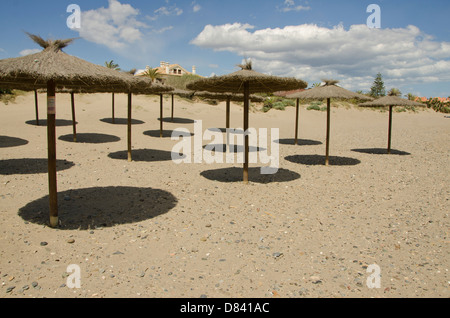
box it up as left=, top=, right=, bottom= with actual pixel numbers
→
left=0, top=135, right=29, bottom=148
left=0, top=33, right=172, bottom=227
left=100, top=117, right=145, bottom=125
left=351, top=148, right=411, bottom=156
left=285, top=154, right=361, bottom=166
left=203, top=144, right=265, bottom=153
left=188, top=61, right=307, bottom=183
left=286, top=79, right=373, bottom=166
left=18, top=186, right=177, bottom=230
left=275, top=138, right=322, bottom=146
left=58, top=133, right=121, bottom=144
left=0, top=158, right=75, bottom=175
left=108, top=149, right=185, bottom=162
left=26, top=119, right=76, bottom=127
left=358, top=94, right=424, bottom=154
left=200, top=167, right=300, bottom=184
left=159, top=117, right=196, bottom=124
left=143, top=129, right=194, bottom=138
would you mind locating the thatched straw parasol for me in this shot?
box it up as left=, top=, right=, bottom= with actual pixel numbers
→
left=358, top=93, right=424, bottom=154
left=0, top=33, right=163, bottom=228
left=286, top=79, right=373, bottom=165
left=187, top=61, right=307, bottom=183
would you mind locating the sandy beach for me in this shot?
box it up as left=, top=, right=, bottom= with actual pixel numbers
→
left=0, top=91, right=448, bottom=298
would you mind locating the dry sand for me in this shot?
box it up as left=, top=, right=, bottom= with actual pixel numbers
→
left=0, top=92, right=448, bottom=298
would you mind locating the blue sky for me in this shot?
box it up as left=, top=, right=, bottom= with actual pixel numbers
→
left=1, top=0, right=449, bottom=97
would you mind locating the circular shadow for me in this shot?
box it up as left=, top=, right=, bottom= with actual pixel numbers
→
left=100, top=118, right=145, bottom=125
left=18, top=186, right=178, bottom=230
left=0, top=158, right=75, bottom=175
left=143, top=130, right=194, bottom=138
left=200, top=167, right=300, bottom=184
left=159, top=117, right=195, bottom=124
left=351, top=148, right=411, bottom=156
left=108, top=149, right=185, bottom=162
left=59, top=133, right=121, bottom=144
left=203, top=144, right=265, bottom=153
left=207, top=128, right=245, bottom=134
left=285, top=154, right=361, bottom=166
left=0, top=136, right=29, bottom=148
left=275, top=138, right=322, bottom=146
left=26, top=119, right=76, bottom=127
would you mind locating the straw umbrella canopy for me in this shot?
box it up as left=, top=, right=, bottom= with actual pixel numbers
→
left=358, top=93, right=424, bottom=154
left=0, top=34, right=158, bottom=228
left=286, top=80, right=373, bottom=165
left=187, top=62, right=307, bottom=183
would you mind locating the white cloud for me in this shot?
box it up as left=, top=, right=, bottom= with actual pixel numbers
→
left=193, top=4, right=202, bottom=13
left=77, top=0, right=148, bottom=50
left=148, top=3, right=183, bottom=21
left=278, top=0, right=310, bottom=13
left=191, top=23, right=450, bottom=91
left=19, top=49, right=41, bottom=56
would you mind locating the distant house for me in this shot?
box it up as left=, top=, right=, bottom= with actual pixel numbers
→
left=135, top=61, right=197, bottom=77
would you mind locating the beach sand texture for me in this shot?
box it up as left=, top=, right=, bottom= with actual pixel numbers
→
left=0, top=92, right=448, bottom=298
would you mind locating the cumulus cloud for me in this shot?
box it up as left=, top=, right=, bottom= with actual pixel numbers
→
left=19, top=49, right=41, bottom=56
left=77, top=0, right=148, bottom=50
left=191, top=23, right=450, bottom=91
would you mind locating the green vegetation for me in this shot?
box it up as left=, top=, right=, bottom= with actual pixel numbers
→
left=141, top=67, right=162, bottom=82
left=0, top=89, right=26, bottom=105
left=104, top=60, right=120, bottom=71
left=262, top=96, right=295, bottom=112
left=426, top=98, right=450, bottom=113
left=370, top=73, right=386, bottom=97
left=388, top=88, right=402, bottom=97
left=163, top=74, right=203, bottom=90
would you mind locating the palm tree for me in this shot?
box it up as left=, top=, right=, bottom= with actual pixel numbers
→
left=104, top=60, right=120, bottom=123
left=388, top=88, right=402, bottom=97
left=142, top=67, right=162, bottom=82
left=104, top=60, right=120, bottom=71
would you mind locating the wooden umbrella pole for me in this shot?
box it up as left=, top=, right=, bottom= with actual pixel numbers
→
left=160, top=94, right=163, bottom=138
left=325, top=98, right=331, bottom=166
left=295, top=98, right=300, bottom=145
left=171, top=94, right=174, bottom=122
left=47, top=80, right=58, bottom=228
left=243, top=82, right=250, bottom=184
left=388, top=105, right=393, bottom=154
left=71, top=92, right=77, bottom=142
left=112, top=93, right=115, bottom=124
left=34, top=89, right=39, bottom=126
left=226, top=97, right=231, bottom=129
left=127, top=93, right=132, bottom=162
left=226, top=97, right=231, bottom=150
